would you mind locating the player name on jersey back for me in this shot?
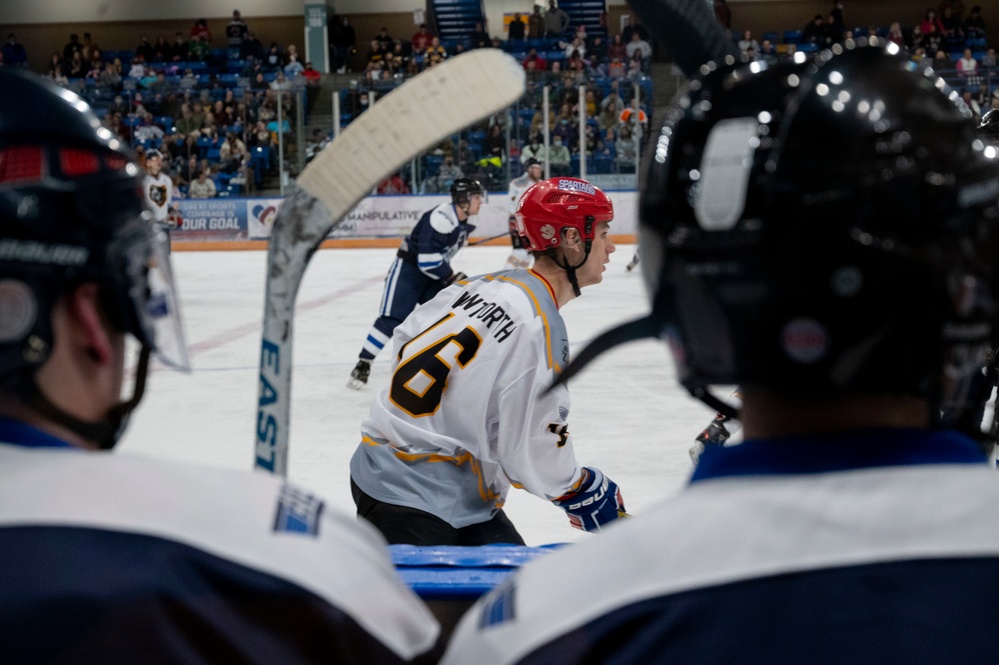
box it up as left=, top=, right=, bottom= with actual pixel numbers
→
left=452, top=289, right=518, bottom=342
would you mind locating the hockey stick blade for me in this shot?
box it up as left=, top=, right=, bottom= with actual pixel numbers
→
left=255, top=50, right=526, bottom=475
left=627, top=0, right=739, bottom=77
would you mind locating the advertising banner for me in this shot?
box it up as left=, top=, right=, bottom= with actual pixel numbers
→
left=175, top=198, right=248, bottom=241
left=173, top=192, right=637, bottom=245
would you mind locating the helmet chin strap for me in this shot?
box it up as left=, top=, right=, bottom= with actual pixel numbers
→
left=552, top=216, right=595, bottom=298
left=25, top=345, right=151, bottom=450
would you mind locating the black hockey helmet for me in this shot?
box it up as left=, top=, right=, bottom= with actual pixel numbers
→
left=979, top=108, right=999, bottom=139
left=523, top=157, right=543, bottom=169
left=450, top=177, right=484, bottom=206
left=0, top=69, right=189, bottom=442
left=552, top=41, right=999, bottom=426
left=641, top=41, right=999, bottom=418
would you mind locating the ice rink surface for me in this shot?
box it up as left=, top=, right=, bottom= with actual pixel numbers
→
left=120, top=243, right=726, bottom=546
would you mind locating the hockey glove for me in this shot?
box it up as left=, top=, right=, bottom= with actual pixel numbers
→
left=445, top=271, right=468, bottom=286
left=552, top=466, right=626, bottom=532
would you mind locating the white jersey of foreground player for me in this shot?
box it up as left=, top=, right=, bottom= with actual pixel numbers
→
left=0, top=440, right=440, bottom=664
left=351, top=268, right=583, bottom=528
left=441, top=430, right=999, bottom=664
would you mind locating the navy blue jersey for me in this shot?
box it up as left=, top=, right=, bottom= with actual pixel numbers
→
left=443, top=428, right=999, bottom=664
left=0, top=418, right=440, bottom=664
left=400, top=202, right=475, bottom=281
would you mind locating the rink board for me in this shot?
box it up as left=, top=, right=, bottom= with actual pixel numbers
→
left=169, top=191, right=639, bottom=250
left=391, top=544, right=564, bottom=639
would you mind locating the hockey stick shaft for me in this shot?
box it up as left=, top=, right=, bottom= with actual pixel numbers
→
left=468, top=232, right=510, bottom=246
left=255, top=50, right=525, bottom=475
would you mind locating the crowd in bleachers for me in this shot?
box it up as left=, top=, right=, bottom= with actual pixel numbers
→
left=2, top=11, right=322, bottom=199
left=332, top=8, right=656, bottom=194
left=719, top=1, right=996, bottom=121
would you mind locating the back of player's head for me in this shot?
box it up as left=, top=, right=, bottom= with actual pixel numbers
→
left=524, top=157, right=543, bottom=170
left=450, top=177, right=484, bottom=206
left=515, top=177, right=613, bottom=252
left=0, top=68, right=188, bottom=393
left=639, top=42, right=999, bottom=418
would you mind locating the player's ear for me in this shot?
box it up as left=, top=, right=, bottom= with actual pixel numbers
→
left=563, top=227, right=581, bottom=248
left=65, top=283, right=116, bottom=366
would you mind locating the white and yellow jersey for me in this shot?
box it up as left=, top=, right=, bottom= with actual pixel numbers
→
left=143, top=171, right=172, bottom=223
left=350, top=269, right=585, bottom=528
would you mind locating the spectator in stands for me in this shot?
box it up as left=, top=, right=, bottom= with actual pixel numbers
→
left=759, top=39, right=778, bottom=60
left=547, top=135, right=571, bottom=175
left=425, top=37, right=448, bottom=67
left=940, top=5, right=963, bottom=37
left=332, top=16, right=356, bottom=73
left=933, top=48, right=951, bottom=67
left=262, top=42, right=282, bottom=71
left=607, top=33, right=627, bottom=61
left=63, top=33, right=82, bottom=63
left=49, top=64, right=68, bottom=86
left=227, top=10, right=249, bottom=52
left=302, top=60, right=321, bottom=85
left=965, top=5, right=986, bottom=38
left=625, top=31, right=652, bottom=65
left=523, top=49, right=547, bottom=71
left=190, top=18, right=211, bottom=42
left=411, top=23, right=432, bottom=53
left=219, top=131, right=249, bottom=173
left=615, top=123, right=638, bottom=171
left=80, top=32, right=99, bottom=61
left=377, top=172, right=409, bottom=194
left=189, top=33, right=210, bottom=62
left=189, top=168, right=217, bottom=198
left=545, top=1, right=571, bottom=38
left=737, top=29, right=759, bottom=56
left=134, top=111, right=165, bottom=142
left=940, top=0, right=967, bottom=22
left=67, top=50, right=86, bottom=78
left=508, top=13, right=526, bottom=41
left=174, top=103, right=200, bottom=135
left=599, top=95, right=622, bottom=131
left=823, top=13, right=845, bottom=45
left=375, top=27, right=394, bottom=52
left=958, top=48, right=979, bottom=77
left=606, top=55, right=626, bottom=78
left=134, top=35, right=154, bottom=63
left=471, top=22, right=491, bottom=49
left=528, top=6, right=546, bottom=39
left=589, top=35, right=608, bottom=64
left=47, top=52, right=63, bottom=75
left=284, top=53, right=304, bottom=78
left=887, top=21, right=905, bottom=47
left=803, top=15, right=826, bottom=43
left=3, top=34, right=27, bottom=67
left=269, top=71, right=291, bottom=91
left=714, top=0, right=732, bottom=29
left=168, top=32, right=186, bottom=61
left=921, top=8, right=946, bottom=41
left=521, top=134, right=545, bottom=164
left=241, top=31, right=264, bottom=61
left=151, top=35, right=170, bottom=62
left=98, top=61, right=120, bottom=88
left=564, top=36, right=586, bottom=59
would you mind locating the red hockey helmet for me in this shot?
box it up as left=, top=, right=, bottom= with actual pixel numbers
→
left=515, top=177, right=614, bottom=252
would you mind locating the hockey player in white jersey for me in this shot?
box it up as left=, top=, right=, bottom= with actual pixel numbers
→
left=0, top=69, right=441, bottom=664
left=349, top=176, right=626, bottom=545
left=348, top=178, right=483, bottom=389
left=142, top=148, right=176, bottom=251
left=504, top=157, right=543, bottom=269
left=442, top=42, right=999, bottom=664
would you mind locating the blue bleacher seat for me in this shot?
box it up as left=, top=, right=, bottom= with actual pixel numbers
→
left=783, top=30, right=804, bottom=44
